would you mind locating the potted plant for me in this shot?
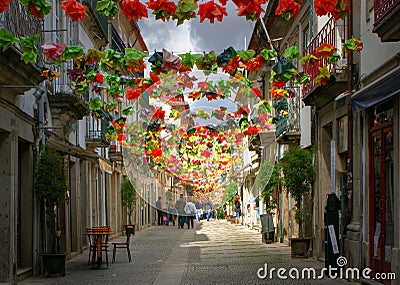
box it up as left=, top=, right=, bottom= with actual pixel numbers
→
left=35, top=146, right=68, bottom=276
left=281, top=146, right=315, bottom=258
left=257, top=161, right=279, bottom=243
left=121, top=179, right=137, bottom=235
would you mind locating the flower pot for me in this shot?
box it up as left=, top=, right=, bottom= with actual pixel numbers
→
left=290, top=237, right=312, bottom=258
left=41, top=253, right=67, bottom=276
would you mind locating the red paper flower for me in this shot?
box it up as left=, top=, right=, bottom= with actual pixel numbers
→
left=205, top=91, right=220, bottom=101
left=188, top=90, right=202, bottom=100
left=152, top=108, right=165, bottom=120
left=315, top=0, right=349, bottom=20
left=43, top=42, right=65, bottom=63
left=146, top=0, right=177, bottom=21
left=126, top=88, right=142, bottom=100
left=251, top=87, right=262, bottom=99
left=94, top=73, right=104, bottom=84
left=197, top=81, right=209, bottom=91
left=222, top=55, right=240, bottom=75
left=149, top=71, right=160, bottom=84
left=243, top=126, right=258, bottom=136
left=235, top=0, right=266, bottom=21
left=60, top=0, right=87, bottom=22
left=272, top=78, right=286, bottom=88
left=237, top=106, right=250, bottom=115
left=29, top=3, right=42, bottom=18
left=198, top=0, right=228, bottom=24
left=121, top=0, right=148, bottom=21
left=151, top=148, right=163, bottom=158
left=245, top=54, right=265, bottom=72
left=0, top=0, right=10, bottom=13
left=275, top=0, right=301, bottom=20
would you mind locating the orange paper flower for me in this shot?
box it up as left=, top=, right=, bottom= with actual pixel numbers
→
left=60, top=0, right=86, bottom=22
left=315, top=43, right=337, bottom=58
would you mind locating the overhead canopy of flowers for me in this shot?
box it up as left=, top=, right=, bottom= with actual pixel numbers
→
left=1, top=0, right=350, bottom=23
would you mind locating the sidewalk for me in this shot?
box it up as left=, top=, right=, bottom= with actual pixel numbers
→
left=19, top=219, right=359, bottom=285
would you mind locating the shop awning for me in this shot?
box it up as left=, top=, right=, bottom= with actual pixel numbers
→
left=352, top=67, right=400, bottom=112
left=99, top=158, right=113, bottom=174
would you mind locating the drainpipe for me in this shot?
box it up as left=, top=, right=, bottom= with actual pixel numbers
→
left=359, top=112, right=364, bottom=270
left=278, top=144, right=283, bottom=242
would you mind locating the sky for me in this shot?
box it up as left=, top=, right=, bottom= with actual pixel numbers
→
left=137, top=1, right=257, bottom=54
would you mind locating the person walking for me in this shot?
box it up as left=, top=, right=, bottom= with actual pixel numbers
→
left=156, top=196, right=163, bottom=226
left=175, top=194, right=186, bottom=229
left=184, top=197, right=196, bottom=229
left=166, top=198, right=176, bottom=226
left=194, top=200, right=203, bottom=222
left=234, top=194, right=241, bottom=224
left=204, top=199, right=212, bottom=221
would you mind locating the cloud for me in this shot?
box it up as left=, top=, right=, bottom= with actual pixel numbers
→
left=137, top=2, right=257, bottom=54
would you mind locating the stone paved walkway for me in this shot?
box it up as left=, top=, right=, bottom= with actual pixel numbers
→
left=19, top=219, right=359, bottom=285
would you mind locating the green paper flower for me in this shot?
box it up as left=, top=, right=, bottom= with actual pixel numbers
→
left=260, top=49, right=277, bottom=64
left=327, top=50, right=341, bottom=65
left=124, top=48, right=149, bottom=66
left=0, top=28, right=19, bottom=52
left=237, top=49, right=256, bottom=62
left=96, top=0, right=118, bottom=18
left=283, top=46, right=301, bottom=60
left=20, top=34, right=39, bottom=64
left=173, top=0, right=198, bottom=26
left=62, top=46, right=84, bottom=61
left=89, top=97, right=102, bottom=110
left=20, top=0, right=52, bottom=18
left=179, top=52, right=201, bottom=69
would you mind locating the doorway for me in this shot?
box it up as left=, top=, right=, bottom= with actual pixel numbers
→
left=368, top=101, right=394, bottom=281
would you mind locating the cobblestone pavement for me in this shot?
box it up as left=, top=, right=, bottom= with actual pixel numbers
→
left=19, top=219, right=359, bottom=285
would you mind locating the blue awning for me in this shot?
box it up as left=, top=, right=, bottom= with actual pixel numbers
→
left=352, top=68, right=400, bottom=112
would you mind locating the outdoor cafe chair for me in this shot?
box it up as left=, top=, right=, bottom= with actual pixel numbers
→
left=112, top=225, right=134, bottom=263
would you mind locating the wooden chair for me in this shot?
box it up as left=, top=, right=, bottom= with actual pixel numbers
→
left=112, top=225, right=134, bottom=263
left=87, top=226, right=111, bottom=267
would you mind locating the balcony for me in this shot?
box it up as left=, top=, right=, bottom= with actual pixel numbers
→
left=86, top=118, right=110, bottom=148
left=48, top=86, right=90, bottom=138
left=373, top=0, right=400, bottom=41
left=108, top=140, right=123, bottom=161
left=275, top=89, right=301, bottom=145
left=81, top=0, right=108, bottom=47
left=302, top=17, right=348, bottom=109
left=0, top=0, right=44, bottom=95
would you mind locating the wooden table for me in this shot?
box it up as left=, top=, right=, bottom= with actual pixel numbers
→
left=84, top=227, right=113, bottom=269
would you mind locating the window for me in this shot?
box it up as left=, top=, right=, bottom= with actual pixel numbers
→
left=303, top=24, right=310, bottom=53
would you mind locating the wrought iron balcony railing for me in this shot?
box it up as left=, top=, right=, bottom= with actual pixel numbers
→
left=86, top=118, right=110, bottom=148
left=302, top=17, right=346, bottom=96
left=275, top=88, right=301, bottom=139
left=374, top=0, right=400, bottom=25
left=0, top=0, right=44, bottom=67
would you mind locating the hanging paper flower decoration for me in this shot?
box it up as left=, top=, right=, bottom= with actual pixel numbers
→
left=152, top=108, right=165, bottom=120
left=188, top=90, right=202, bottom=100
left=301, top=54, right=319, bottom=67
left=236, top=106, right=250, bottom=115
left=195, top=109, right=211, bottom=120
left=269, top=88, right=286, bottom=99
left=105, top=102, right=118, bottom=112
left=315, top=65, right=331, bottom=86
left=234, top=0, right=267, bottom=21
left=126, top=88, right=142, bottom=100
left=41, top=69, right=61, bottom=81
left=275, top=0, right=301, bottom=21
left=96, top=0, right=118, bottom=18
left=198, top=0, right=228, bottom=24
left=0, top=0, right=10, bottom=14
left=121, top=0, right=148, bottom=21
left=343, top=37, right=363, bottom=52
left=251, top=87, right=262, bottom=99
left=42, top=42, right=65, bottom=64
left=20, top=0, right=52, bottom=18
left=315, top=43, right=337, bottom=58
left=94, top=73, right=104, bottom=84
left=146, top=0, right=177, bottom=21
left=173, top=0, right=198, bottom=25
left=315, top=0, right=349, bottom=20
left=222, top=55, right=240, bottom=75
left=60, top=0, right=87, bottom=22
left=162, top=48, right=181, bottom=71
left=246, top=54, right=265, bottom=72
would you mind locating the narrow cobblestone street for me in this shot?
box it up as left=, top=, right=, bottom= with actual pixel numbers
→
left=20, top=220, right=358, bottom=285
